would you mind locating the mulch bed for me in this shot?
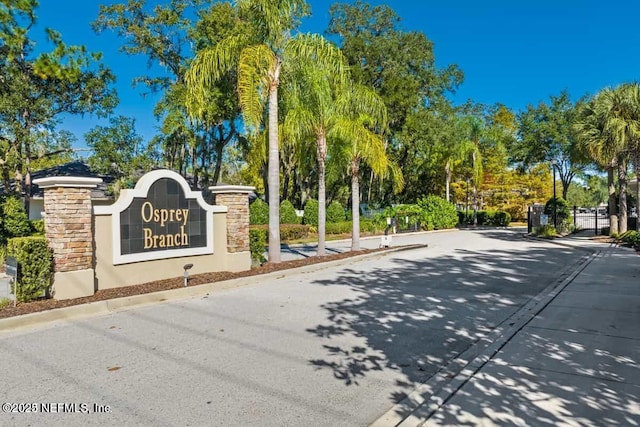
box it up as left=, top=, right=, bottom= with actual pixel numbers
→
left=0, top=248, right=385, bottom=320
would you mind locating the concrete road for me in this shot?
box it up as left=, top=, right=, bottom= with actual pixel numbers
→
left=0, top=229, right=588, bottom=426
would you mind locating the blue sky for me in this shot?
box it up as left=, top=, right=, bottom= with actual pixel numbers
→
left=32, top=1, right=640, bottom=151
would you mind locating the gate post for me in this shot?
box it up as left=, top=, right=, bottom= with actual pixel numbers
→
left=32, top=176, right=102, bottom=300
left=573, top=205, right=577, bottom=230
left=209, top=185, right=255, bottom=253
left=527, top=206, right=532, bottom=234
left=595, top=207, right=598, bottom=235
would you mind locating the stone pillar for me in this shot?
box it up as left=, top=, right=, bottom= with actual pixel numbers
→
left=209, top=185, right=255, bottom=253
left=32, top=176, right=102, bottom=300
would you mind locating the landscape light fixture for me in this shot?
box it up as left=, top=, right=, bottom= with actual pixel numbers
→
left=183, top=263, right=194, bottom=287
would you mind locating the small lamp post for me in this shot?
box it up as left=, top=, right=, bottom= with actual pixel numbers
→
left=183, top=263, right=193, bottom=287
left=551, top=159, right=557, bottom=229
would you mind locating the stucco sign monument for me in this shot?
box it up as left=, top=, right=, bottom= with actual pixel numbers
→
left=95, top=169, right=224, bottom=265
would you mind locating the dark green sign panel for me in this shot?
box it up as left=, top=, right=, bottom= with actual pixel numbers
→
left=120, top=178, right=208, bottom=255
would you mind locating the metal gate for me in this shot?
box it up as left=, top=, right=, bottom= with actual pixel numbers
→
left=571, top=207, right=610, bottom=234
left=527, top=205, right=610, bottom=235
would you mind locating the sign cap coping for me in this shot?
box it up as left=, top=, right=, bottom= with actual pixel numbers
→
left=209, top=185, right=255, bottom=194
left=32, top=176, right=102, bottom=189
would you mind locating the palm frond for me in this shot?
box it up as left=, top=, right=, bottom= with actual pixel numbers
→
left=185, top=33, right=247, bottom=118
left=237, top=44, right=277, bottom=132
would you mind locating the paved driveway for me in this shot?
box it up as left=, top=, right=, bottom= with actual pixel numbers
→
left=0, top=229, right=588, bottom=426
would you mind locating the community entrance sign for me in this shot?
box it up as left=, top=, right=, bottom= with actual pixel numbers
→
left=96, top=170, right=219, bottom=265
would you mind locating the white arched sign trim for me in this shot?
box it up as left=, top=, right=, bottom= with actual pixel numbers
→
left=94, top=169, right=227, bottom=265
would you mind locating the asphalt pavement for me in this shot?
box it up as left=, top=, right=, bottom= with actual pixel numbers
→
left=1, top=228, right=636, bottom=426
left=395, top=232, right=640, bottom=426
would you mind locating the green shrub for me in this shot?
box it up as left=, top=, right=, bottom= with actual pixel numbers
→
left=0, top=245, right=6, bottom=267
left=476, top=210, right=493, bottom=225
left=360, top=218, right=384, bottom=233
left=249, top=198, right=269, bottom=225
left=417, top=195, right=458, bottom=230
left=326, top=201, right=346, bottom=223
left=494, top=211, right=511, bottom=226
left=251, top=224, right=310, bottom=242
left=7, top=236, right=53, bottom=302
left=249, top=227, right=267, bottom=264
left=471, top=210, right=512, bottom=226
left=280, top=224, right=310, bottom=241
left=544, top=197, right=570, bottom=224
left=30, top=219, right=45, bottom=235
left=619, top=230, right=640, bottom=246
left=1, top=196, right=31, bottom=244
left=0, top=297, right=11, bottom=309
left=279, top=200, right=299, bottom=224
left=326, top=221, right=351, bottom=235
left=395, top=204, right=423, bottom=230
left=534, top=224, right=557, bottom=238
left=303, top=199, right=319, bottom=226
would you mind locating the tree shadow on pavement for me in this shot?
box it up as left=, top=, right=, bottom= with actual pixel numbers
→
left=305, top=234, right=592, bottom=413
left=428, top=327, right=640, bottom=426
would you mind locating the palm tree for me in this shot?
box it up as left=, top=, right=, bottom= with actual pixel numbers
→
left=458, top=116, right=484, bottom=225
left=329, top=83, right=397, bottom=251
left=574, top=90, right=620, bottom=234
left=626, top=83, right=640, bottom=230
left=443, top=117, right=473, bottom=203
left=186, top=0, right=345, bottom=263
left=281, top=50, right=348, bottom=256
left=606, top=83, right=640, bottom=233
left=574, top=85, right=640, bottom=235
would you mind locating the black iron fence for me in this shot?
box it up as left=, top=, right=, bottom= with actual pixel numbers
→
left=528, top=205, right=612, bottom=235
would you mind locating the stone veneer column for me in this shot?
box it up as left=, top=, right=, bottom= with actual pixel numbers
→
left=32, top=176, right=102, bottom=300
left=209, top=185, right=255, bottom=253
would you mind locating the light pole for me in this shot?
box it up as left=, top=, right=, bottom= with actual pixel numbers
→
left=551, top=159, right=557, bottom=229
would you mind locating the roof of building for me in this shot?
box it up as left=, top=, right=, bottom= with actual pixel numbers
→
left=2, top=161, right=115, bottom=200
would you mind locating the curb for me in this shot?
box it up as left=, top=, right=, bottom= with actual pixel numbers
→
left=524, top=234, right=613, bottom=252
left=0, top=244, right=427, bottom=334
left=282, top=228, right=459, bottom=249
left=370, top=245, right=599, bottom=427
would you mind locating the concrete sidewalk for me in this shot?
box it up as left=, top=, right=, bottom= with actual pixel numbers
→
left=401, top=235, right=640, bottom=426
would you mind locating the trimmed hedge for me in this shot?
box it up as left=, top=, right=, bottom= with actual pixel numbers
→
left=326, top=201, right=346, bottom=223
left=251, top=224, right=310, bottom=242
left=7, top=236, right=53, bottom=302
left=459, top=210, right=512, bottom=226
left=303, top=199, right=319, bottom=226
left=1, top=196, right=31, bottom=244
left=326, top=221, right=351, bottom=235
left=280, top=200, right=299, bottom=224
left=249, top=228, right=267, bottom=264
left=249, top=198, right=269, bottom=225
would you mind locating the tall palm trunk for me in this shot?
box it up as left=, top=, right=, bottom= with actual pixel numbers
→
left=608, top=164, right=619, bottom=235
left=267, top=67, right=281, bottom=263
left=472, top=151, right=478, bottom=226
left=618, top=157, right=628, bottom=234
left=636, top=168, right=640, bottom=231
left=351, top=158, right=360, bottom=251
left=445, top=160, right=451, bottom=202
left=316, top=130, right=327, bottom=256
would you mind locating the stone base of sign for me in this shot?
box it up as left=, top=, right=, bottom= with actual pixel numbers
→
left=93, top=211, right=251, bottom=290
left=52, top=269, right=95, bottom=300
left=226, top=251, right=252, bottom=272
